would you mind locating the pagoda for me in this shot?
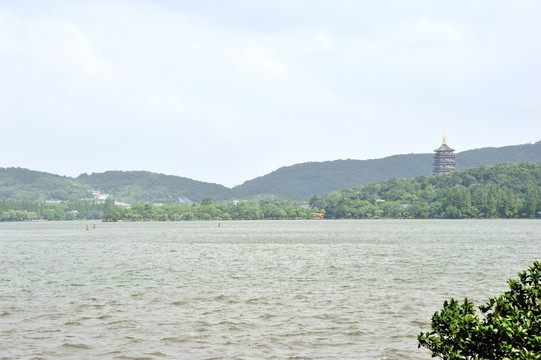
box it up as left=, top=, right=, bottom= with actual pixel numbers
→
left=433, top=135, right=456, bottom=175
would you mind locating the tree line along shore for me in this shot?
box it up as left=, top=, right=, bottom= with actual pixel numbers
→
left=1, top=162, right=540, bottom=222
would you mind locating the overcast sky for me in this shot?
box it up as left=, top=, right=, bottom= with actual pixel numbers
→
left=1, top=1, right=540, bottom=187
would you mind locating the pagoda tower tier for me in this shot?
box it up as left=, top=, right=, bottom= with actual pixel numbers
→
left=433, top=136, right=456, bottom=175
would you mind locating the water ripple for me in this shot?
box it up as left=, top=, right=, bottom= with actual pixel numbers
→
left=1, top=220, right=539, bottom=359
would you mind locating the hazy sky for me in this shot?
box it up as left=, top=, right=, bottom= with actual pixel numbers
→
left=1, top=1, right=540, bottom=187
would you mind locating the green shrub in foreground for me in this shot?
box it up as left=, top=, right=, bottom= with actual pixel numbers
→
left=418, top=261, right=541, bottom=359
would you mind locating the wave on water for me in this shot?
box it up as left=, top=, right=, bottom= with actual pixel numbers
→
left=1, top=220, right=539, bottom=360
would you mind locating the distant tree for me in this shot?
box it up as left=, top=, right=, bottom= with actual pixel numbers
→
left=523, top=183, right=540, bottom=218
left=103, top=197, right=115, bottom=209
left=445, top=185, right=471, bottom=218
left=201, top=198, right=212, bottom=206
left=309, top=195, right=325, bottom=210
left=102, top=206, right=124, bottom=222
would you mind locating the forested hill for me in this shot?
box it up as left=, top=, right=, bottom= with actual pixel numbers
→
left=0, top=167, right=90, bottom=202
left=0, top=168, right=232, bottom=203
left=231, top=140, right=541, bottom=200
left=457, top=141, right=541, bottom=169
left=102, top=162, right=541, bottom=221
left=317, top=162, right=541, bottom=219
left=1, top=140, right=540, bottom=203
left=231, top=154, right=433, bottom=200
left=76, top=171, right=233, bottom=204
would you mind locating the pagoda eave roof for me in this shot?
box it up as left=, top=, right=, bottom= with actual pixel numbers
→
left=434, top=144, right=455, bottom=152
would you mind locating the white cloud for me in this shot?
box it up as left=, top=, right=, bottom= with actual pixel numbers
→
left=32, top=20, right=112, bottom=77
left=301, top=86, right=337, bottom=105
left=406, top=18, right=465, bottom=45
left=0, top=1, right=540, bottom=186
left=300, top=31, right=333, bottom=53
left=0, top=16, right=4, bottom=50
left=147, top=92, right=185, bottom=113
left=229, top=40, right=293, bottom=79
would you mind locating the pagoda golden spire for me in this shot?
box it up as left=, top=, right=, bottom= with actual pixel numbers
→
left=443, top=133, right=447, bottom=145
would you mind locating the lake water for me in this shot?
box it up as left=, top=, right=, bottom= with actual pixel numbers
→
left=1, top=220, right=540, bottom=359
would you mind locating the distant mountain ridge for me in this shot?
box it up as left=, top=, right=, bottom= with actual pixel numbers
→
left=457, top=141, right=541, bottom=169
left=231, top=140, right=541, bottom=200
left=231, top=154, right=434, bottom=200
left=76, top=171, right=232, bottom=204
left=1, top=140, right=540, bottom=203
left=0, top=167, right=90, bottom=202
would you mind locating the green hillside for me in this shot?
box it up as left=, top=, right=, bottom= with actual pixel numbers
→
left=93, top=162, right=541, bottom=221
left=231, top=154, right=433, bottom=200
left=76, top=171, right=233, bottom=204
left=319, top=162, right=541, bottom=219
left=1, top=140, right=540, bottom=204
left=0, top=167, right=90, bottom=201
left=232, top=140, right=541, bottom=200
left=0, top=168, right=232, bottom=204
left=457, top=141, right=541, bottom=169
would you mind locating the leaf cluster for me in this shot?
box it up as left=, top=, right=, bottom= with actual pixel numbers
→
left=418, top=261, right=541, bottom=359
